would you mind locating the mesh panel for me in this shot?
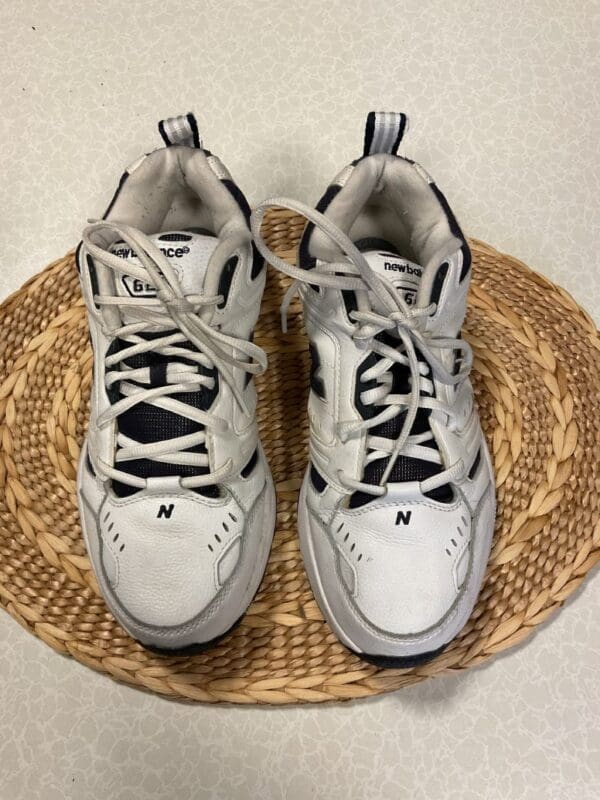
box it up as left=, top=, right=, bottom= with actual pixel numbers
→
left=158, top=233, right=193, bottom=242
left=350, top=333, right=452, bottom=508
left=110, top=331, right=219, bottom=498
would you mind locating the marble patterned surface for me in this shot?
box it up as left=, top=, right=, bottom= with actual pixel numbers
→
left=0, top=1, right=598, bottom=798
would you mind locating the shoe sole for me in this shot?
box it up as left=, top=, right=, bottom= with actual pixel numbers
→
left=138, top=612, right=245, bottom=657
left=349, top=643, right=448, bottom=669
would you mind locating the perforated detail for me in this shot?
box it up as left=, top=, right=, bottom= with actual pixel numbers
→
left=158, top=232, right=192, bottom=242
left=468, top=448, right=482, bottom=480
left=336, top=521, right=364, bottom=563
left=446, top=518, right=468, bottom=557
left=103, top=512, right=124, bottom=554
left=107, top=331, right=219, bottom=499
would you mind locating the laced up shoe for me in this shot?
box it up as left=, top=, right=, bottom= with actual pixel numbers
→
left=252, top=112, right=495, bottom=666
left=77, top=113, right=275, bottom=653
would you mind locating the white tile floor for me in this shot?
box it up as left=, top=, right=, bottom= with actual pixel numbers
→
left=0, top=2, right=598, bottom=798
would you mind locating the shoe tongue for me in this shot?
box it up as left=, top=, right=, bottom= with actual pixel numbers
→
left=107, top=229, right=221, bottom=500
left=348, top=244, right=449, bottom=508
left=109, top=230, right=219, bottom=302
left=361, top=249, right=423, bottom=309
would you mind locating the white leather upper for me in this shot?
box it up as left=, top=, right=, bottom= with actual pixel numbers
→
left=299, top=248, right=495, bottom=646
left=317, top=488, right=472, bottom=635
left=76, top=141, right=274, bottom=646
left=95, top=480, right=244, bottom=627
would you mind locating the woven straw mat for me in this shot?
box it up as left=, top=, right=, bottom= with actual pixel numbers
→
left=0, top=209, right=598, bottom=705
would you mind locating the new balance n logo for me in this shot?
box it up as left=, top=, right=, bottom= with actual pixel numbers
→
left=395, top=510, right=412, bottom=526
left=157, top=504, right=175, bottom=519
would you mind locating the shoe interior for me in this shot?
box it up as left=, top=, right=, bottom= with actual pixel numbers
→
left=303, top=153, right=465, bottom=271
left=97, top=145, right=250, bottom=246
left=85, top=145, right=256, bottom=499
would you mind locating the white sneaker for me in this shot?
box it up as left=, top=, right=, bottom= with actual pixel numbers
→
left=77, top=113, right=275, bottom=653
left=252, top=112, right=495, bottom=666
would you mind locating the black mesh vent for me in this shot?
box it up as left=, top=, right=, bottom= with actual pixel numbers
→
left=350, top=334, right=452, bottom=508
left=159, top=232, right=192, bottom=242
left=298, top=184, right=342, bottom=270
left=108, top=331, right=219, bottom=498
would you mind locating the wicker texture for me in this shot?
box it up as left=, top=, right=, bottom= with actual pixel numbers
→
left=0, top=210, right=598, bottom=704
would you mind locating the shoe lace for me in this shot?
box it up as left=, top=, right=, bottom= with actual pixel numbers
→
left=82, top=221, right=267, bottom=490
left=251, top=198, right=471, bottom=499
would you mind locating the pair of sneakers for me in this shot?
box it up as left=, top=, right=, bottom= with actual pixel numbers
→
left=77, top=112, right=495, bottom=666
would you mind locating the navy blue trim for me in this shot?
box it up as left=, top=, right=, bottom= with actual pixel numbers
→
left=354, top=236, right=400, bottom=255
left=241, top=448, right=258, bottom=479
left=430, top=262, right=449, bottom=305
left=158, top=113, right=199, bottom=148
left=157, top=119, right=170, bottom=147
left=221, top=178, right=250, bottom=222
left=429, top=183, right=471, bottom=281
left=186, top=113, right=201, bottom=148
left=354, top=642, right=448, bottom=669
left=391, top=113, right=408, bottom=154
left=102, top=170, right=129, bottom=219
left=363, top=111, right=407, bottom=156
left=298, top=183, right=343, bottom=269
left=468, top=447, right=482, bottom=480
left=85, top=253, right=100, bottom=305
left=75, top=241, right=83, bottom=274
left=363, top=111, right=377, bottom=156
left=221, top=178, right=263, bottom=279
left=217, top=256, right=239, bottom=309
left=140, top=613, right=244, bottom=656
left=354, top=352, right=379, bottom=421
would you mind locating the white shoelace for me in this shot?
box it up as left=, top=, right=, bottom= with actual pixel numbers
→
left=251, top=198, right=471, bottom=498
left=82, top=221, right=268, bottom=490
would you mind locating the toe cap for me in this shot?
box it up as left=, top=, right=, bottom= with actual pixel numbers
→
left=98, top=491, right=244, bottom=628
left=331, top=498, right=472, bottom=635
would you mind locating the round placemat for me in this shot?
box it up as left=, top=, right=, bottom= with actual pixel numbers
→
left=0, top=211, right=598, bottom=704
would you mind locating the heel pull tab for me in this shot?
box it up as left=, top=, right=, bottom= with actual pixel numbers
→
left=363, top=112, right=408, bottom=156
left=158, top=113, right=201, bottom=149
